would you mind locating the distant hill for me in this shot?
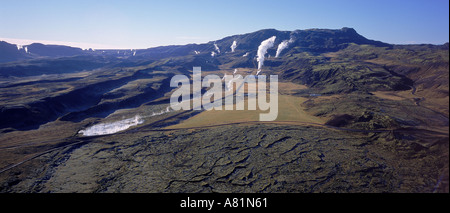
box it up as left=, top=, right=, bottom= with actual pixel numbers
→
left=0, top=41, right=88, bottom=63
left=0, top=41, right=31, bottom=63
left=25, top=43, right=85, bottom=57
left=135, top=27, right=393, bottom=59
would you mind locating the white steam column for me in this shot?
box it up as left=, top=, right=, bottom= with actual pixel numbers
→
left=256, top=36, right=276, bottom=75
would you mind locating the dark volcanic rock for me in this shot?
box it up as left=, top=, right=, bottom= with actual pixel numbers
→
left=5, top=124, right=443, bottom=193
left=325, top=114, right=355, bottom=127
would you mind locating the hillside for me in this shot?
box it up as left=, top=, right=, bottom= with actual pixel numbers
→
left=0, top=28, right=448, bottom=193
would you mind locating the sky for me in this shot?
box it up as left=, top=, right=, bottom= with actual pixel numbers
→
left=0, top=0, right=448, bottom=49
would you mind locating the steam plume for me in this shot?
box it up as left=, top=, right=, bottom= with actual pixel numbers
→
left=78, top=105, right=174, bottom=136
left=150, top=106, right=171, bottom=116
left=257, top=36, right=276, bottom=73
left=79, top=115, right=143, bottom=136
left=225, top=75, right=243, bottom=91
left=230, top=40, right=237, bottom=52
left=214, top=43, right=220, bottom=53
left=275, top=37, right=294, bottom=57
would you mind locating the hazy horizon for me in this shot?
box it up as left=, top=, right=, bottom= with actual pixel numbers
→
left=2, top=27, right=449, bottom=50
left=1, top=0, right=449, bottom=50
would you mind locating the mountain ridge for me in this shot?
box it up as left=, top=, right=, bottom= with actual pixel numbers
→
left=0, top=27, right=409, bottom=63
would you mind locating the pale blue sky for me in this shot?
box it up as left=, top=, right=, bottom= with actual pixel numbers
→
left=0, top=0, right=448, bottom=49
